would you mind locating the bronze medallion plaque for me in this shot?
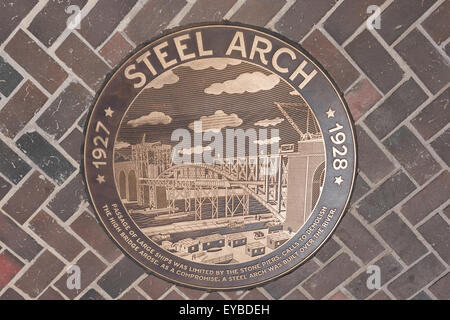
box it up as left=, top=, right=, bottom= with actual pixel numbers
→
left=84, top=23, right=356, bottom=290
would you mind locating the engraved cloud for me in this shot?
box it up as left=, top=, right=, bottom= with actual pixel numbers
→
left=254, top=117, right=285, bottom=127
left=184, top=58, right=242, bottom=70
left=188, top=110, right=243, bottom=132
left=204, top=72, right=280, bottom=95
left=127, top=111, right=173, bottom=127
left=145, top=70, right=179, bottom=89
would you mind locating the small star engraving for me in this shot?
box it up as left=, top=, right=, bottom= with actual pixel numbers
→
left=334, top=176, right=344, bottom=186
left=105, top=107, right=114, bottom=117
left=96, top=175, right=106, bottom=184
left=326, top=107, right=336, bottom=118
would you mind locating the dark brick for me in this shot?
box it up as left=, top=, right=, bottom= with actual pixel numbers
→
left=0, top=80, right=48, bottom=139
left=429, top=272, right=450, bottom=300
left=357, top=170, right=416, bottom=223
left=0, top=250, right=24, bottom=290
left=241, top=289, right=268, bottom=300
left=80, top=289, right=105, bottom=300
left=284, top=289, right=308, bottom=300
left=323, top=0, right=384, bottom=44
left=48, top=175, right=87, bottom=222
left=56, top=33, right=110, bottom=91
left=29, top=210, right=84, bottom=261
left=346, top=254, right=402, bottom=300
left=335, top=212, right=383, bottom=263
left=204, top=292, right=225, bottom=300
left=139, top=274, right=172, bottom=299
left=0, top=0, right=38, bottom=44
left=98, top=256, right=145, bottom=299
left=99, top=32, right=134, bottom=67
left=55, top=251, right=106, bottom=299
left=387, top=253, right=445, bottom=299
left=125, top=0, right=187, bottom=44
left=264, top=258, right=319, bottom=299
left=60, top=128, right=84, bottom=163
left=0, top=139, right=31, bottom=184
left=375, top=212, right=427, bottom=265
left=384, top=126, right=441, bottom=185
left=79, top=0, right=137, bottom=48
left=0, top=288, right=25, bottom=300
left=329, top=291, right=349, bottom=300
left=28, top=0, right=88, bottom=47
left=0, top=211, right=42, bottom=261
left=345, top=30, right=403, bottom=94
left=16, top=131, right=76, bottom=185
left=0, top=56, right=23, bottom=97
left=37, top=82, right=92, bottom=140
left=301, top=29, right=359, bottom=91
left=344, top=78, right=381, bottom=121
left=349, top=173, right=371, bottom=206
left=2, top=172, right=55, bottom=225
left=412, top=290, right=432, bottom=300
left=377, top=0, right=436, bottom=44
left=15, top=250, right=65, bottom=298
left=370, top=291, right=391, bottom=300
left=177, top=286, right=204, bottom=300
left=38, top=287, right=64, bottom=300
left=422, top=1, right=450, bottom=45
left=395, top=29, right=450, bottom=94
left=182, top=0, right=236, bottom=24
left=231, top=0, right=285, bottom=27
left=411, top=87, right=450, bottom=140
left=418, top=214, right=450, bottom=265
left=401, top=171, right=450, bottom=225
left=431, top=129, right=450, bottom=166
left=120, top=288, right=147, bottom=300
left=276, top=0, right=338, bottom=42
left=303, top=253, right=359, bottom=299
left=444, top=205, right=450, bottom=220
left=163, top=290, right=184, bottom=300
left=365, top=78, right=428, bottom=139
left=70, top=211, right=121, bottom=263
left=0, top=176, right=12, bottom=199
left=5, top=29, right=68, bottom=93
left=355, top=126, right=395, bottom=184
left=314, top=237, right=341, bottom=263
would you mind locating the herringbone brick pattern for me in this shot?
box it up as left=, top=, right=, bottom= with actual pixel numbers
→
left=0, top=0, right=448, bottom=300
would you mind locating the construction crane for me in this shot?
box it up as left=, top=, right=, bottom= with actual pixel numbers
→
left=274, top=102, right=321, bottom=141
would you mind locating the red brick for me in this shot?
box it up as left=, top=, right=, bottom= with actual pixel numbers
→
left=2, top=171, right=55, bottom=225
left=163, top=290, right=184, bottom=300
left=28, top=0, right=89, bottom=47
left=429, top=272, right=450, bottom=300
left=370, top=291, right=391, bottom=300
left=125, top=0, right=187, bottom=45
left=99, top=32, right=134, bottom=67
left=5, top=29, right=68, bottom=93
left=231, top=0, right=286, bottom=27
left=355, top=125, right=395, bottom=184
left=431, top=129, right=450, bottom=167
left=412, top=87, right=450, bottom=140
left=182, top=0, right=237, bottom=24
left=60, top=128, right=84, bottom=163
left=241, top=289, right=268, bottom=300
left=0, top=80, right=48, bottom=138
left=276, top=0, right=338, bottom=41
left=345, top=78, right=381, bottom=121
left=301, top=29, right=359, bottom=92
left=177, top=286, right=204, bottom=299
left=422, top=1, right=450, bottom=45
left=139, top=274, right=172, bottom=299
left=377, top=0, right=437, bottom=45
left=365, top=78, right=428, bottom=139
left=303, top=253, right=359, bottom=299
left=335, top=212, right=384, bottom=263
left=0, top=250, right=24, bottom=290
left=395, top=29, right=450, bottom=94
left=284, top=289, right=308, bottom=300
left=387, top=253, right=445, bottom=299
left=401, top=171, right=450, bottom=225
left=29, top=210, right=84, bottom=261
left=120, top=288, right=147, bottom=300
left=79, top=0, right=137, bottom=48
left=70, top=211, right=121, bottom=263
left=323, top=0, right=384, bottom=44
left=204, top=292, right=225, bottom=300
left=418, top=214, right=450, bottom=265
left=345, top=30, right=403, bottom=94
left=15, top=250, right=65, bottom=298
left=56, top=33, right=110, bottom=91
left=0, top=0, right=38, bottom=44
left=384, top=126, right=441, bottom=185
left=54, top=251, right=106, bottom=299
left=329, top=290, right=349, bottom=300
left=375, top=212, right=427, bottom=265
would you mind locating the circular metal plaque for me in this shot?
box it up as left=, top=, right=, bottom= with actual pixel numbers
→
left=83, top=23, right=356, bottom=290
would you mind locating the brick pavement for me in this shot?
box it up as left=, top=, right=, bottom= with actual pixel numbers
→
left=0, top=0, right=448, bottom=300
